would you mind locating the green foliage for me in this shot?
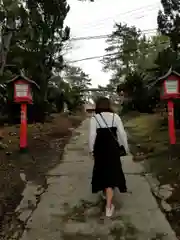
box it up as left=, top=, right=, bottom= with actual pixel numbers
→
left=64, top=65, right=91, bottom=91
left=0, top=0, right=70, bottom=94
left=102, top=23, right=141, bottom=82
left=157, top=0, right=180, bottom=72
left=64, top=65, right=92, bottom=111
left=158, top=0, right=180, bottom=52
left=48, top=66, right=92, bottom=113
left=0, top=0, right=94, bottom=120
left=101, top=1, right=180, bottom=116
left=102, top=22, right=169, bottom=113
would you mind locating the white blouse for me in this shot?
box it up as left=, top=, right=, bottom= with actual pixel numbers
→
left=88, top=112, right=129, bottom=153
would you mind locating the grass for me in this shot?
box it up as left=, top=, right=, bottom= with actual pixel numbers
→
left=61, top=199, right=139, bottom=239
left=61, top=232, right=105, bottom=240
left=125, top=113, right=169, bottom=163
left=110, top=223, right=138, bottom=240
left=151, top=233, right=167, bottom=239
left=62, top=199, right=103, bottom=223
left=125, top=112, right=180, bottom=237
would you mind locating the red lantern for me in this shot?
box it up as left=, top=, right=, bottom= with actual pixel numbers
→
left=158, top=69, right=180, bottom=145
left=161, top=74, right=180, bottom=100
left=7, top=74, right=39, bottom=151
left=14, top=80, right=32, bottom=104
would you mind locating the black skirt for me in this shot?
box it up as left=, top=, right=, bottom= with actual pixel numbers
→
left=91, top=127, right=127, bottom=193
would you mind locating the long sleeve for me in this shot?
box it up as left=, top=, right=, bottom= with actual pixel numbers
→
left=88, top=117, right=97, bottom=153
left=115, top=114, right=129, bottom=153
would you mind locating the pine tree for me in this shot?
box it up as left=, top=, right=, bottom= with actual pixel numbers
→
left=158, top=0, right=180, bottom=52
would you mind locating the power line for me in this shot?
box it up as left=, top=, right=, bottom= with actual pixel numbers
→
left=73, top=8, right=159, bottom=35
left=67, top=53, right=117, bottom=63
left=79, top=8, right=159, bottom=32
left=65, top=40, right=169, bottom=64
left=70, top=28, right=157, bottom=42
left=76, top=2, right=160, bottom=30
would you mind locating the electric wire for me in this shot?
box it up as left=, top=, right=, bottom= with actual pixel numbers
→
left=70, top=28, right=158, bottom=41
left=76, top=2, right=160, bottom=30
left=71, top=8, right=159, bottom=36
left=65, top=40, right=169, bottom=63
left=75, top=9, right=158, bottom=33
left=65, top=2, right=163, bottom=64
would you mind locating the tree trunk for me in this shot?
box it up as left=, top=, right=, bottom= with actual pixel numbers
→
left=0, top=17, right=15, bottom=76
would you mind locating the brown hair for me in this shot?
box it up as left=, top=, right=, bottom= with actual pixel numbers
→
left=95, top=97, right=113, bottom=114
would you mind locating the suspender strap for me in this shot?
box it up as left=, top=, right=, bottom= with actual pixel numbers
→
left=94, top=113, right=114, bottom=128
left=93, top=115, right=101, bottom=128
left=112, top=113, right=114, bottom=127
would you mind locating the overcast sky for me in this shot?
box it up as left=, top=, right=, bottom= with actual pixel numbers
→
left=64, top=0, right=162, bottom=87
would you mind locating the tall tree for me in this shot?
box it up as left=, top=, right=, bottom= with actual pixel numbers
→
left=64, top=65, right=91, bottom=90
left=158, top=0, right=180, bottom=52
left=0, top=0, right=70, bottom=100
left=0, top=0, right=19, bottom=76
left=63, top=65, right=92, bottom=110
left=103, top=22, right=169, bottom=86
left=102, top=22, right=170, bottom=113
left=102, top=23, right=141, bottom=85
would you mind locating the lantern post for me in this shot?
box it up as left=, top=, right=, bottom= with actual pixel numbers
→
left=158, top=69, right=180, bottom=145
left=7, top=74, right=39, bottom=152
left=20, top=103, right=27, bottom=149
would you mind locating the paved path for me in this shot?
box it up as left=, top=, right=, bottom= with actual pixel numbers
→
left=20, top=119, right=177, bottom=240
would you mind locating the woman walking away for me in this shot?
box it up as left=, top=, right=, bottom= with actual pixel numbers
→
left=89, top=97, right=129, bottom=217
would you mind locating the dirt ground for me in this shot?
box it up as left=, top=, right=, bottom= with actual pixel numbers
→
left=124, top=112, right=180, bottom=239
left=0, top=113, right=84, bottom=239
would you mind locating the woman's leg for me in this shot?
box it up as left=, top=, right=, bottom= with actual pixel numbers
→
left=105, top=187, right=113, bottom=208
left=105, top=187, right=114, bottom=216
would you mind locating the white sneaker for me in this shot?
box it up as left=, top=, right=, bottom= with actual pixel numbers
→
left=105, top=204, right=115, bottom=217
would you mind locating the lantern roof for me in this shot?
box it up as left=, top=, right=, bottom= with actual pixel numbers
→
left=158, top=67, right=180, bottom=81
left=7, top=73, right=40, bottom=89
left=147, top=67, right=180, bottom=90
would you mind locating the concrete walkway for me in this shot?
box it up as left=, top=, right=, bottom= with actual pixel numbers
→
left=20, top=119, right=177, bottom=240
